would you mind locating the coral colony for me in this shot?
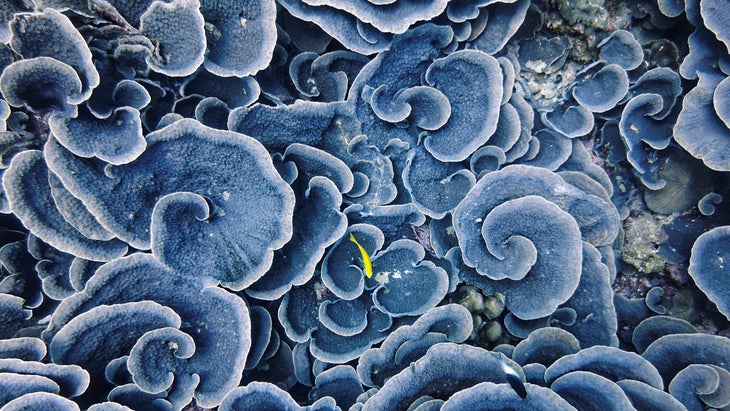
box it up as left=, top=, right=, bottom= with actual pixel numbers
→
left=1, top=0, right=730, bottom=409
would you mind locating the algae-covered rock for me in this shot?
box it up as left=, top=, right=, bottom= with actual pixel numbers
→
left=622, top=211, right=669, bottom=274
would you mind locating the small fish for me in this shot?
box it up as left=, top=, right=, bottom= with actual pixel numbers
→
left=349, top=233, right=373, bottom=278
left=88, top=0, right=136, bottom=32
left=491, top=351, right=528, bottom=399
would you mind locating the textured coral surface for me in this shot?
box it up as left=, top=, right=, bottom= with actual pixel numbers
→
left=0, top=0, right=729, bottom=410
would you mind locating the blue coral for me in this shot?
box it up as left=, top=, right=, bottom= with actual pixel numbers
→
left=0, top=0, right=729, bottom=409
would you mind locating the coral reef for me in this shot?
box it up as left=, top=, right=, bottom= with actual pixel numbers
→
left=1, top=0, right=729, bottom=409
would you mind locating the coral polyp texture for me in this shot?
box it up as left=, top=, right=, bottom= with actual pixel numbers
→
left=1, top=0, right=729, bottom=409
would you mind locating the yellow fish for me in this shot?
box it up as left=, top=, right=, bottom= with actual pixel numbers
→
left=349, top=233, right=373, bottom=278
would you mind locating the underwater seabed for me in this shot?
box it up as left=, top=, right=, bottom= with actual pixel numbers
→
left=1, top=0, right=729, bottom=409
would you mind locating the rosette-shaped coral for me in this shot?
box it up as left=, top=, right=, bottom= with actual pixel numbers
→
left=0, top=337, right=89, bottom=409
left=2, top=0, right=730, bottom=409
left=278, top=0, right=528, bottom=55
left=453, top=164, right=619, bottom=320
left=357, top=342, right=572, bottom=410
left=673, top=0, right=730, bottom=171
left=45, top=118, right=295, bottom=290
left=3, top=150, right=128, bottom=262
left=43, top=253, right=251, bottom=409
left=357, top=304, right=473, bottom=388
left=643, top=333, right=730, bottom=410
left=246, top=143, right=351, bottom=300
left=221, top=381, right=337, bottom=411
left=280, top=224, right=449, bottom=364
left=675, top=70, right=730, bottom=172
left=688, top=225, right=730, bottom=320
